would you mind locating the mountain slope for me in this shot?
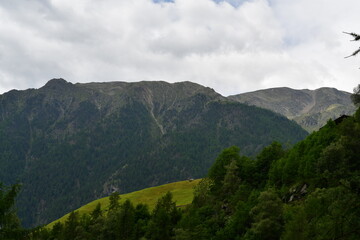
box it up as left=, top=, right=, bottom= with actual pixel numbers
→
left=47, top=179, right=201, bottom=228
left=229, top=87, right=356, bottom=132
left=0, top=79, right=307, bottom=227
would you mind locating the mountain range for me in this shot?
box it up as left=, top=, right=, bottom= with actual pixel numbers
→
left=0, top=79, right=308, bottom=227
left=229, top=87, right=356, bottom=132
left=7, top=81, right=359, bottom=240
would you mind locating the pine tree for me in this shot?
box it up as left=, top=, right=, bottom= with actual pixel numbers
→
left=208, top=146, right=241, bottom=193
left=63, top=211, right=80, bottom=240
left=244, top=189, right=283, bottom=240
left=147, top=192, right=181, bottom=240
left=89, top=203, right=101, bottom=221
left=108, top=192, right=120, bottom=212
left=117, top=200, right=136, bottom=240
left=0, top=182, right=23, bottom=240
left=134, top=203, right=150, bottom=239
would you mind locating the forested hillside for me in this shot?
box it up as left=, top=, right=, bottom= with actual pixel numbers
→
left=0, top=79, right=307, bottom=227
left=22, top=103, right=360, bottom=240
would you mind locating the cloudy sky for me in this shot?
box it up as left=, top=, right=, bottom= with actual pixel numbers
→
left=0, top=0, right=359, bottom=96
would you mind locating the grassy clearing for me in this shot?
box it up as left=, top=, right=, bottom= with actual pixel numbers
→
left=47, top=179, right=201, bottom=228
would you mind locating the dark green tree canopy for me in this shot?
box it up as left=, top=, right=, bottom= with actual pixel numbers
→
left=24, top=110, right=360, bottom=240
left=0, top=182, right=23, bottom=240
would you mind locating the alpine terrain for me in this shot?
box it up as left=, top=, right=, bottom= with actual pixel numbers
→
left=0, top=79, right=307, bottom=227
left=229, top=87, right=356, bottom=132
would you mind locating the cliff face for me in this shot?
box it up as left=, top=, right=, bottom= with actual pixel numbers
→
left=229, top=87, right=356, bottom=132
left=0, top=79, right=307, bottom=227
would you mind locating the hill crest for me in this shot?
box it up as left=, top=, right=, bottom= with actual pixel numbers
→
left=229, top=87, right=356, bottom=132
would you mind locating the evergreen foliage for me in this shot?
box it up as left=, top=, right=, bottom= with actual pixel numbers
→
left=0, top=80, right=307, bottom=227
left=10, top=106, right=360, bottom=238
left=3, top=82, right=360, bottom=239
left=174, top=107, right=360, bottom=239
left=146, top=192, right=181, bottom=240
left=0, top=182, right=25, bottom=240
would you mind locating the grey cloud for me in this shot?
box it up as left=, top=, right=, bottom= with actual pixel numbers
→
left=0, top=0, right=359, bottom=96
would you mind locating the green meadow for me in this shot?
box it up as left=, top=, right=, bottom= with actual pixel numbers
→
left=47, top=179, right=201, bottom=228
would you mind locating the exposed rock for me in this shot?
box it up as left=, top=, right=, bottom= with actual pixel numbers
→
left=288, top=183, right=308, bottom=202
left=229, top=87, right=356, bottom=132
left=300, top=184, right=308, bottom=195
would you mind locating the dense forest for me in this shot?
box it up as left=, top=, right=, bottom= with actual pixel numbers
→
left=1, top=92, right=359, bottom=239
left=0, top=79, right=307, bottom=227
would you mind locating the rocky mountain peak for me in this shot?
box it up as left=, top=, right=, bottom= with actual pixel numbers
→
left=42, top=78, right=73, bottom=91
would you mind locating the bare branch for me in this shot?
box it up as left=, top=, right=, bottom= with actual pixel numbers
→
left=344, top=47, right=360, bottom=58
left=343, top=31, right=360, bottom=41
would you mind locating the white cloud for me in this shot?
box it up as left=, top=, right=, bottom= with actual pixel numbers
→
left=0, top=0, right=359, bottom=95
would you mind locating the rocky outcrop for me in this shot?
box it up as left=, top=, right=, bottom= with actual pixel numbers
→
left=286, top=183, right=308, bottom=202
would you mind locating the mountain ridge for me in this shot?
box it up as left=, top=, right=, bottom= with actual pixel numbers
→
left=0, top=79, right=307, bottom=227
left=229, top=87, right=356, bottom=132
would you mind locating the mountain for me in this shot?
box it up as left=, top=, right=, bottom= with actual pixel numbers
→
left=229, top=87, right=356, bottom=132
left=0, top=79, right=307, bottom=227
left=34, top=107, right=360, bottom=240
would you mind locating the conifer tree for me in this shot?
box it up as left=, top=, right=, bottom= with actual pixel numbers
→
left=147, top=192, right=181, bottom=240
left=117, top=200, right=136, bottom=240
left=108, top=192, right=120, bottom=212
left=63, top=211, right=80, bottom=240
left=244, top=189, right=283, bottom=240
left=208, top=146, right=241, bottom=193
left=0, top=182, right=23, bottom=240
left=90, top=203, right=102, bottom=220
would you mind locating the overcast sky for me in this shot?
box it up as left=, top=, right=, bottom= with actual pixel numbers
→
left=0, top=0, right=359, bottom=96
